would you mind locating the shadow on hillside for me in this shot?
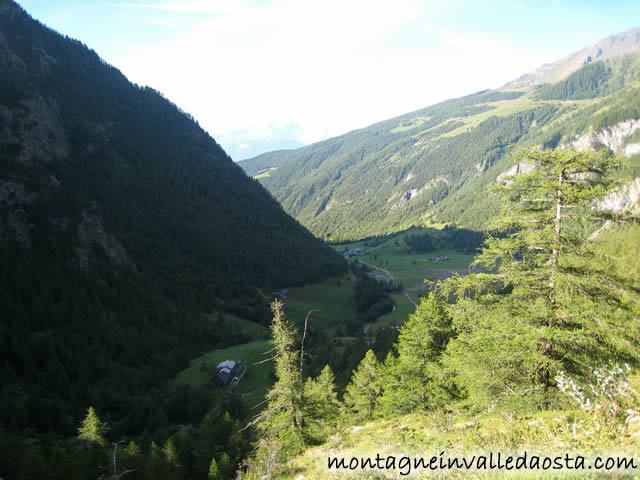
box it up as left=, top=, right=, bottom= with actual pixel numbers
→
left=330, top=225, right=486, bottom=256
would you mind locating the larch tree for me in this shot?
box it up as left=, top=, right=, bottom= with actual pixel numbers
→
left=247, top=300, right=305, bottom=461
left=440, top=148, right=638, bottom=407
left=343, top=349, right=382, bottom=421
left=78, top=406, right=109, bottom=447
left=378, top=293, right=456, bottom=414
left=303, top=364, right=341, bottom=442
left=207, top=458, right=219, bottom=480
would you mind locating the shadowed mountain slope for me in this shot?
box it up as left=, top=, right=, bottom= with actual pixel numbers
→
left=0, top=0, right=345, bottom=441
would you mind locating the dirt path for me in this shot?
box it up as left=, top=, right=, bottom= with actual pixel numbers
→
left=402, top=290, right=417, bottom=307
left=358, top=259, right=394, bottom=283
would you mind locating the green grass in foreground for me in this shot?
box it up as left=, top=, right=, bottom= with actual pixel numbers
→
left=279, top=406, right=640, bottom=479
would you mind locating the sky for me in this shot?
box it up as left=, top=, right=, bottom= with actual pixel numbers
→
left=16, top=0, right=640, bottom=159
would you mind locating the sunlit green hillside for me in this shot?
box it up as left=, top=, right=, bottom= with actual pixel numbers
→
left=240, top=55, right=640, bottom=240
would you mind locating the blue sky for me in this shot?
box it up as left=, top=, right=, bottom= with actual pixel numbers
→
left=16, top=0, right=640, bottom=159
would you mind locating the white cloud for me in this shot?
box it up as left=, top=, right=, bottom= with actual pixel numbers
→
left=109, top=0, right=548, bottom=148
left=114, top=0, right=248, bottom=15
left=146, top=1, right=248, bottom=14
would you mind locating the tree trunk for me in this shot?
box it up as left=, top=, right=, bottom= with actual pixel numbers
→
left=541, top=169, right=565, bottom=394
left=548, top=168, right=565, bottom=322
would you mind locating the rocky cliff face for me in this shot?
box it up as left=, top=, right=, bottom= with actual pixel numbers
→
left=496, top=118, right=640, bottom=222
left=0, top=179, right=36, bottom=246
left=569, top=120, right=640, bottom=216
left=75, top=208, right=130, bottom=271
left=495, top=159, right=537, bottom=184
left=564, top=118, right=640, bottom=155
left=598, top=177, right=640, bottom=214
left=589, top=177, right=640, bottom=239
left=0, top=95, right=68, bottom=163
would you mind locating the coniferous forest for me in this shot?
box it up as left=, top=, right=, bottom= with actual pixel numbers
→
left=1, top=0, right=639, bottom=478
left=0, top=1, right=347, bottom=477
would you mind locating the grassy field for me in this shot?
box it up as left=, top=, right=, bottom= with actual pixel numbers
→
left=173, top=237, right=476, bottom=411
left=173, top=272, right=361, bottom=409
left=336, top=233, right=476, bottom=332
left=365, top=247, right=474, bottom=332
left=439, top=98, right=536, bottom=139
left=370, top=291, right=414, bottom=333
left=283, top=272, right=358, bottom=335
left=252, top=167, right=278, bottom=179
left=279, top=403, right=640, bottom=479
left=173, top=339, right=272, bottom=408
left=389, top=115, right=430, bottom=134
left=216, top=312, right=270, bottom=339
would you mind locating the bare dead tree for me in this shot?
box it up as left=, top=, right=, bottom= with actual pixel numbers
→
left=299, top=309, right=316, bottom=376
left=99, top=438, right=136, bottom=480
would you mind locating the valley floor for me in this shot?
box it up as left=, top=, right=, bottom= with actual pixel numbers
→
left=173, top=241, right=476, bottom=414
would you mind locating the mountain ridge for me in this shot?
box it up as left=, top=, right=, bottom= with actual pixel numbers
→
left=240, top=29, right=640, bottom=240
left=505, top=27, right=640, bottom=88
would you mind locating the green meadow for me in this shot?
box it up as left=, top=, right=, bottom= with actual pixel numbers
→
left=173, top=339, right=272, bottom=408
left=173, top=273, right=361, bottom=409
left=173, top=239, right=476, bottom=410
left=283, top=272, right=358, bottom=336
left=336, top=233, right=476, bottom=332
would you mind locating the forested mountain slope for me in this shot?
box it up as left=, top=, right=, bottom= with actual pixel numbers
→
left=240, top=29, right=640, bottom=240
left=0, top=0, right=344, bottom=453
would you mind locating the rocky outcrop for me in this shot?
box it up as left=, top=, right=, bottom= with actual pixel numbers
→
left=32, top=45, right=57, bottom=74
left=0, top=180, right=37, bottom=247
left=390, top=176, right=450, bottom=210
left=0, top=178, right=130, bottom=268
left=495, top=159, right=537, bottom=184
left=589, top=178, right=640, bottom=239
left=564, top=119, right=640, bottom=155
left=314, top=195, right=334, bottom=217
left=75, top=209, right=129, bottom=271
left=597, top=177, right=640, bottom=215
left=495, top=118, right=640, bottom=219
left=0, top=30, right=25, bottom=71
left=0, top=95, right=68, bottom=163
left=624, top=143, right=640, bottom=157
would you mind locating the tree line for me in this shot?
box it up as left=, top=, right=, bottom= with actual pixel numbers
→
left=242, top=148, right=640, bottom=478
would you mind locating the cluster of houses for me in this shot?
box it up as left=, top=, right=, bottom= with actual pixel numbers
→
left=424, top=255, right=449, bottom=262
left=340, top=248, right=368, bottom=257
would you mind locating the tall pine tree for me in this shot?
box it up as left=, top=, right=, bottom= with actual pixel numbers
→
left=303, top=365, right=341, bottom=442
left=440, top=148, right=639, bottom=408
left=343, top=350, right=381, bottom=421
left=378, top=293, right=456, bottom=414
left=78, top=406, right=109, bottom=447
left=247, top=300, right=304, bottom=462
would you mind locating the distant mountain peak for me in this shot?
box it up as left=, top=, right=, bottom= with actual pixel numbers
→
left=504, top=27, right=640, bottom=89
